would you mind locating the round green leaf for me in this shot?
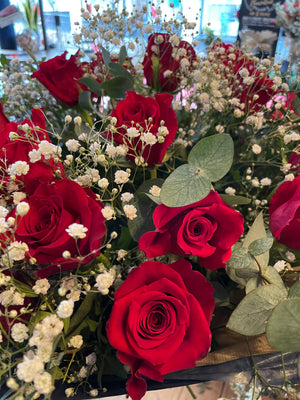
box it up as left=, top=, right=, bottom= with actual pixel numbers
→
left=160, top=164, right=211, bottom=207
left=248, top=238, right=274, bottom=256
left=288, top=281, right=300, bottom=298
left=266, top=298, right=300, bottom=352
left=227, top=284, right=287, bottom=336
left=188, top=134, right=234, bottom=182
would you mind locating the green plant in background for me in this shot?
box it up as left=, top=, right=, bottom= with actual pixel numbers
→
left=21, top=0, right=38, bottom=33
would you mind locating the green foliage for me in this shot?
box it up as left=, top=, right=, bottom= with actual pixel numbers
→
left=22, top=0, right=38, bottom=33
left=266, top=297, right=300, bottom=351
left=227, top=284, right=287, bottom=335
left=160, top=134, right=234, bottom=207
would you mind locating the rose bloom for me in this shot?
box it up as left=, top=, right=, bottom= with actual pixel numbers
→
left=142, top=32, right=197, bottom=92
left=269, top=174, right=300, bottom=250
left=12, top=179, right=106, bottom=278
left=32, top=51, right=90, bottom=107
left=139, top=191, right=244, bottom=270
left=107, top=91, right=178, bottom=167
left=0, top=109, right=64, bottom=195
left=211, top=43, right=277, bottom=114
left=106, top=258, right=215, bottom=400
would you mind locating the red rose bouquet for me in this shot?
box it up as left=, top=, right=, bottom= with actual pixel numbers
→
left=0, top=2, right=299, bottom=400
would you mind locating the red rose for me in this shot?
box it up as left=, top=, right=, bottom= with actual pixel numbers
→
left=142, top=33, right=197, bottom=92
left=106, top=258, right=214, bottom=400
left=269, top=174, right=300, bottom=250
left=139, top=191, right=244, bottom=270
left=12, top=179, right=106, bottom=278
left=0, top=108, right=64, bottom=195
left=107, top=91, right=178, bottom=167
left=211, top=43, right=277, bottom=114
left=31, top=51, right=88, bottom=107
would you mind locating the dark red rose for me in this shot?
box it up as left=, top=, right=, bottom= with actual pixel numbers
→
left=139, top=190, right=244, bottom=270
left=210, top=43, right=277, bottom=114
left=142, top=33, right=197, bottom=92
left=106, top=258, right=214, bottom=400
left=269, top=174, right=300, bottom=250
left=0, top=108, right=64, bottom=195
left=0, top=102, right=9, bottom=132
left=31, top=51, right=88, bottom=107
left=106, top=91, right=178, bottom=167
left=12, top=179, right=106, bottom=278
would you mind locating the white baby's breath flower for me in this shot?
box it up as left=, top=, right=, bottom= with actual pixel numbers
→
left=149, top=185, right=161, bottom=197
left=285, top=173, right=295, bottom=181
left=98, top=178, right=109, bottom=189
left=135, top=156, right=144, bottom=166
left=116, top=144, right=127, bottom=156
left=95, top=268, right=116, bottom=295
left=65, top=115, right=72, bottom=124
left=38, top=141, right=57, bottom=159
left=57, top=299, right=74, bottom=319
left=68, top=335, right=83, bottom=349
left=33, top=279, right=50, bottom=295
left=11, top=323, right=29, bottom=343
left=106, top=144, right=117, bottom=158
left=7, top=241, right=29, bottom=261
left=121, top=192, right=134, bottom=202
left=8, top=161, right=30, bottom=176
left=65, top=388, right=75, bottom=397
left=252, top=144, right=261, bottom=154
left=251, top=178, right=260, bottom=187
left=123, top=204, right=137, bottom=220
left=12, top=192, right=26, bottom=204
left=0, top=206, right=9, bottom=218
left=101, top=206, right=115, bottom=220
left=16, top=352, right=44, bottom=383
left=260, top=177, right=272, bottom=186
left=74, top=116, right=82, bottom=126
left=114, top=170, right=130, bottom=184
left=126, top=127, right=140, bottom=138
left=141, top=132, right=157, bottom=145
left=66, top=223, right=88, bottom=239
left=0, top=218, right=9, bottom=233
left=117, top=249, right=127, bottom=260
left=225, top=187, right=236, bottom=195
left=286, top=251, right=296, bottom=262
left=273, top=260, right=287, bottom=273
left=28, top=149, right=41, bottom=163
left=16, top=202, right=30, bottom=217
left=33, top=371, right=53, bottom=395
left=66, top=139, right=80, bottom=152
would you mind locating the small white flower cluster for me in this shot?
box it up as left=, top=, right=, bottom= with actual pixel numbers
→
left=95, top=267, right=116, bottom=295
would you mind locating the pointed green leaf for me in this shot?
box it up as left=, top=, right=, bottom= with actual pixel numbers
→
left=248, top=237, right=273, bottom=256
left=101, top=46, right=111, bottom=68
left=78, top=91, right=95, bottom=111
left=288, top=281, right=300, bottom=298
left=243, top=212, right=269, bottom=271
left=220, top=194, right=251, bottom=206
left=118, top=45, right=127, bottom=65
left=188, top=134, right=234, bottom=182
left=79, top=77, right=103, bottom=96
left=108, top=62, right=133, bottom=82
left=160, top=164, right=211, bottom=207
left=266, top=298, right=300, bottom=351
left=227, top=284, right=287, bottom=335
left=100, top=76, right=133, bottom=98
left=13, top=279, right=37, bottom=297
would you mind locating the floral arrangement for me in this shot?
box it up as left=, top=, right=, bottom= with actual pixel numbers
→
left=275, top=0, right=300, bottom=38
left=0, top=2, right=300, bottom=400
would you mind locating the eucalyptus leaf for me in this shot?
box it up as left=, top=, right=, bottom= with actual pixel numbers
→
left=227, top=284, right=287, bottom=336
left=266, top=297, right=300, bottom=352
left=220, top=194, right=251, bottom=206
left=118, top=45, right=127, bottom=64
left=101, top=46, right=111, bottom=68
left=226, top=266, right=248, bottom=287
left=100, top=76, right=133, bottom=98
left=288, top=281, right=300, bottom=298
left=78, top=91, right=95, bottom=111
left=188, top=134, right=234, bottom=182
left=226, top=245, right=253, bottom=270
left=245, top=266, right=286, bottom=294
left=108, top=62, right=133, bottom=82
left=79, top=77, right=103, bottom=96
left=243, top=212, right=269, bottom=272
left=248, top=237, right=273, bottom=256
left=160, top=164, right=211, bottom=207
